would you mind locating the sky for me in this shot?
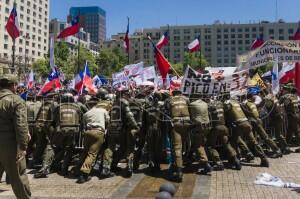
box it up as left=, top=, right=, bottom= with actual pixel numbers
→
left=50, top=0, right=300, bottom=39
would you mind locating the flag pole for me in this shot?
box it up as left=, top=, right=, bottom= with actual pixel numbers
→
left=198, top=34, right=202, bottom=68
left=127, top=17, right=130, bottom=64
left=77, top=12, right=81, bottom=74
left=148, top=35, right=181, bottom=77
left=12, top=38, right=16, bottom=73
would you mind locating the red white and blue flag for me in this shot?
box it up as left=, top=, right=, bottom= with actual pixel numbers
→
left=156, top=29, right=169, bottom=49
left=38, top=69, right=62, bottom=96
left=5, top=6, right=20, bottom=39
left=57, top=16, right=80, bottom=39
left=188, top=37, right=201, bottom=53
left=26, top=70, right=35, bottom=90
left=80, top=62, right=97, bottom=95
left=293, top=26, right=300, bottom=92
left=123, top=18, right=130, bottom=53
left=279, top=63, right=295, bottom=84
left=250, top=35, right=264, bottom=50
left=150, top=37, right=171, bottom=81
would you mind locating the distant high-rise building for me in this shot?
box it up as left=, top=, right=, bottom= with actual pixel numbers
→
left=0, top=0, right=50, bottom=73
left=69, top=6, right=106, bottom=44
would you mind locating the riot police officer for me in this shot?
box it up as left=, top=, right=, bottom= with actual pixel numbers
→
left=166, top=89, right=191, bottom=182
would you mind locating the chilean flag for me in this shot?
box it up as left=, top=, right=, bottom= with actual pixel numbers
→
left=26, top=70, right=35, bottom=89
left=188, top=37, right=201, bottom=53
left=123, top=18, right=130, bottom=53
left=57, top=16, right=80, bottom=39
left=38, top=69, right=62, bottom=96
left=156, top=29, right=169, bottom=49
left=80, top=62, right=97, bottom=95
left=250, top=35, right=264, bottom=50
left=279, top=63, right=295, bottom=84
left=150, top=38, right=171, bottom=81
left=5, top=6, right=20, bottom=40
left=293, top=27, right=300, bottom=40
left=73, top=72, right=83, bottom=93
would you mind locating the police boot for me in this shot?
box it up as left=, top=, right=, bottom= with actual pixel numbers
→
left=125, top=159, right=133, bottom=178
left=229, top=156, right=242, bottom=170
left=282, top=147, right=292, bottom=154
left=101, top=167, right=115, bottom=178
left=5, top=175, right=10, bottom=185
left=295, top=148, right=300, bottom=153
left=171, top=167, right=183, bottom=183
left=76, top=172, right=91, bottom=184
left=260, top=157, right=269, bottom=167
left=214, top=161, right=224, bottom=171
left=270, top=149, right=283, bottom=158
left=245, top=152, right=255, bottom=162
left=34, top=166, right=50, bottom=178
left=199, top=162, right=212, bottom=174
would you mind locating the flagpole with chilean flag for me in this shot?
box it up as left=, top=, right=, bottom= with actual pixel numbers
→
left=5, top=1, right=20, bottom=73
left=124, top=17, right=130, bottom=64
left=187, top=35, right=202, bottom=66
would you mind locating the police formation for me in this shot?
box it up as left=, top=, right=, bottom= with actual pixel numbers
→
left=1, top=77, right=300, bottom=197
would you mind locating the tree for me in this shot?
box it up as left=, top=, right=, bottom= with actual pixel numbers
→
left=32, top=58, right=49, bottom=78
left=95, top=48, right=127, bottom=76
left=183, top=52, right=209, bottom=70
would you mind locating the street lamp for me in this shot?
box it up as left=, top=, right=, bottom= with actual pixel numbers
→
left=23, top=33, right=30, bottom=73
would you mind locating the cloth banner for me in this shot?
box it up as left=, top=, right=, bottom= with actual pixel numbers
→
left=124, top=62, right=144, bottom=77
left=181, top=66, right=249, bottom=96
left=143, top=66, right=157, bottom=81
left=112, top=71, right=129, bottom=89
left=251, top=73, right=267, bottom=89
left=237, top=40, right=300, bottom=71
left=205, top=67, right=237, bottom=78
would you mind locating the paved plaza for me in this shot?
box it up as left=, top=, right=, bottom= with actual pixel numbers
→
left=0, top=150, right=300, bottom=199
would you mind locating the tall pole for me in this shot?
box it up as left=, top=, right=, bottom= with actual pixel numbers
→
left=12, top=39, right=16, bottom=74
left=77, top=32, right=80, bottom=73
left=199, top=34, right=202, bottom=67
left=127, top=17, right=130, bottom=65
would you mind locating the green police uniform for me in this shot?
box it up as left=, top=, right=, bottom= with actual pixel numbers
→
left=26, top=99, right=42, bottom=162
left=224, top=99, right=269, bottom=167
left=264, top=94, right=290, bottom=153
left=0, top=84, right=31, bottom=199
left=281, top=93, right=300, bottom=144
left=208, top=100, right=239, bottom=169
left=144, top=96, right=163, bottom=172
left=102, top=96, right=139, bottom=177
left=189, top=99, right=210, bottom=165
left=53, top=101, right=83, bottom=176
left=167, top=93, right=190, bottom=182
left=34, top=98, right=57, bottom=178
left=77, top=104, right=109, bottom=183
left=242, top=100, right=281, bottom=156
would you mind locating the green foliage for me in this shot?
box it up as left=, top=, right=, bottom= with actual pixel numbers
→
left=95, top=48, right=127, bottom=76
left=32, top=59, right=49, bottom=78
left=183, top=52, right=209, bottom=71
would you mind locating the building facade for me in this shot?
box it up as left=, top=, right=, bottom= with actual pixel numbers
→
left=102, top=21, right=299, bottom=67
left=49, top=19, right=100, bottom=56
left=68, top=6, right=106, bottom=44
left=0, top=0, right=50, bottom=73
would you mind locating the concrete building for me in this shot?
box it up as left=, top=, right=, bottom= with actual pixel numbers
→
left=68, top=6, right=106, bottom=44
left=102, top=20, right=299, bottom=67
left=0, top=0, right=50, bottom=73
left=49, top=19, right=100, bottom=56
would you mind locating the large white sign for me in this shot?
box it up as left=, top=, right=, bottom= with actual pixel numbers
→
left=237, top=40, right=300, bottom=71
left=181, top=66, right=249, bottom=95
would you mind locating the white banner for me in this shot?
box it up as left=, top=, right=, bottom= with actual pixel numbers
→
left=143, top=66, right=157, bottom=80
left=205, top=67, right=237, bottom=77
left=124, top=62, right=144, bottom=77
left=181, top=66, right=249, bottom=96
left=112, top=71, right=129, bottom=88
left=237, top=40, right=300, bottom=71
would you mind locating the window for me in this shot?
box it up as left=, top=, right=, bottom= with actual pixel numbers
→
left=238, top=28, right=243, bottom=32
left=231, top=34, right=235, bottom=39
left=279, top=36, right=284, bottom=40
left=183, top=29, right=190, bottom=34
left=252, top=27, right=256, bottom=32
left=224, top=34, right=228, bottom=39
left=224, top=41, right=228, bottom=45
left=289, top=29, right=294, bottom=34
left=217, top=34, right=221, bottom=39
left=4, top=35, right=8, bottom=41
left=231, top=28, right=235, bottom=32
left=173, top=29, right=180, bottom=34
left=269, top=29, right=274, bottom=34
left=4, top=44, right=8, bottom=49
left=238, top=34, right=242, bottom=38
left=279, top=29, right=284, bottom=34
left=231, top=40, right=235, bottom=45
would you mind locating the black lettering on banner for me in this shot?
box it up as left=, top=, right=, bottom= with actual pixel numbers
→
left=195, top=83, right=203, bottom=94
left=203, top=83, right=210, bottom=94
left=191, top=82, right=196, bottom=94
left=212, top=82, right=219, bottom=94
left=219, top=82, right=227, bottom=93
left=183, top=80, right=191, bottom=93
left=231, top=73, right=240, bottom=91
